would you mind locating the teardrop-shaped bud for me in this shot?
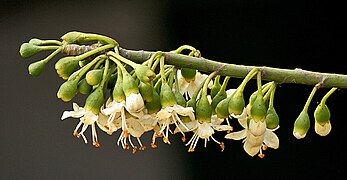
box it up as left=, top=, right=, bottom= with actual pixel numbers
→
left=78, top=78, right=92, bottom=94
left=84, top=87, right=105, bottom=114
left=28, top=38, right=46, bottom=45
left=181, top=68, right=196, bottom=82
left=174, top=91, right=186, bottom=107
left=314, top=104, right=330, bottom=125
left=55, top=56, right=80, bottom=80
left=228, top=91, right=245, bottom=116
left=160, top=83, right=177, bottom=108
left=211, top=90, right=227, bottom=114
left=19, top=43, right=42, bottom=58
left=57, top=80, right=78, bottom=102
left=61, top=31, right=86, bottom=44
left=210, top=75, right=221, bottom=99
left=135, top=65, right=156, bottom=84
left=86, top=69, right=103, bottom=86
left=196, top=95, right=212, bottom=123
left=28, top=60, right=46, bottom=76
left=265, top=106, right=280, bottom=129
left=293, top=110, right=310, bottom=139
left=107, top=73, right=117, bottom=89
left=215, top=97, right=230, bottom=119
left=250, top=92, right=267, bottom=122
left=122, top=70, right=139, bottom=96
left=186, top=97, right=196, bottom=110
left=145, top=91, right=162, bottom=114
left=139, top=82, right=154, bottom=102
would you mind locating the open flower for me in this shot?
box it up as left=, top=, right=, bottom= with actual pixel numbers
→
left=185, top=115, right=232, bottom=152
left=155, top=104, right=195, bottom=145
left=61, top=102, right=101, bottom=148
left=225, top=116, right=279, bottom=158
left=177, top=69, right=213, bottom=99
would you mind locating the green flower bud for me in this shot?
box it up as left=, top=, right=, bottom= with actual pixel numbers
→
left=174, top=91, right=186, bottom=107
left=250, top=92, right=267, bottom=122
left=84, top=87, right=105, bottom=114
left=314, top=104, right=330, bottom=126
left=107, top=73, right=117, bottom=89
left=145, top=91, right=162, bottom=114
left=122, top=71, right=139, bottom=96
left=293, top=111, right=310, bottom=139
left=196, top=95, right=212, bottom=123
left=61, top=31, right=86, bottom=44
left=139, top=82, right=154, bottom=102
left=265, top=107, right=279, bottom=129
left=160, top=83, right=177, bottom=108
left=57, top=80, right=78, bottom=102
left=228, top=91, right=245, bottom=116
left=135, top=65, right=156, bottom=84
left=211, top=89, right=227, bottom=114
left=210, top=75, right=221, bottom=99
left=215, top=97, right=230, bottom=119
left=19, top=43, right=42, bottom=58
left=86, top=69, right=103, bottom=86
left=181, top=68, right=196, bottom=82
left=55, top=56, right=80, bottom=80
left=28, top=60, right=46, bottom=76
left=78, top=79, right=92, bottom=94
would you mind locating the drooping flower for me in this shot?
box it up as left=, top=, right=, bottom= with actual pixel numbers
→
left=61, top=102, right=101, bottom=148
left=177, top=69, right=213, bottom=99
left=185, top=115, right=233, bottom=152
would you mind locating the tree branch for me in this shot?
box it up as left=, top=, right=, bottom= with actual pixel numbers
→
left=119, top=47, right=347, bottom=89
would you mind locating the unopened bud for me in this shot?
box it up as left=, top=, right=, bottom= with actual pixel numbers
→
left=19, top=43, right=42, bottom=58
left=86, top=69, right=103, bottom=86
left=181, top=68, right=196, bottom=82
left=145, top=91, right=162, bottom=114
left=57, top=80, right=78, bottom=102
left=196, top=95, right=212, bottom=123
left=135, top=65, right=156, bottom=84
left=160, top=83, right=177, bottom=108
left=139, top=82, right=154, bottom=102
left=250, top=92, right=267, bottom=122
left=215, top=97, right=230, bottom=119
left=78, top=79, right=92, bottom=94
left=228, top=91, right=245, bottom=116
left=55, top=56, right=80, bottom=80
left=293, top=111, right=310, bottom=139
left=28, top=60, right=46, bottom=76
left=85, top=88, right=105, bottom=114
left=265, top=107, right=280, bottom=129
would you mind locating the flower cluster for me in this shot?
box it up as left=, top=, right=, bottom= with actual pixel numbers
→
left=19, top=31, right=337, bottom=158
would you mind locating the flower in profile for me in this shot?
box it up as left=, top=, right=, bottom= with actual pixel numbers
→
left=225, top=116, right=279, bottom=158
left=61, top=102, right=101, bottom=148
left=185, top=115, right=232, bottom=152
left=177, top=69, right=213, bottom=99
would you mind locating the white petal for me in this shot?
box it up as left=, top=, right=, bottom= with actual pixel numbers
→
left=211, top=115, right=224, bottom=125
left=249, top=120, right=266, bottom=136
left=213, top=125, right=233, bottom=131
left=96, top=113, right=113, bottom=134
left=177, top=70, right=190, bottom=94
left=102, top=101, right=125, bottom=115
left=225, top=129, right=247, bottom=140
left=315, top=121, right=331, bottom=136
left=173, top=104, right=195, bottom=120
left=264, top=129, right=279, bottom=149
left=83, top=111, right=98, bottom=124
left=140, top=114, right=158, bottom=131
left=61, top=108, right=86, bottom=120
left=243, top=141, right=261, bottom=157
left=197, top=122, right=214, bottom=139
left=126, top=118, right=145, bottom=138
left=156, top=109, right=172, bottom=119
left=245, top=133, right=264, bottom=147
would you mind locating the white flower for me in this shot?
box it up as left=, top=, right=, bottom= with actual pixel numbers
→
left=315, top=121, right=332, bottom=136
left=155, top=104, right=195, bottom=145
left=225, top=116, right=279, bottom=158
left=185, top=115, right=233, bottom=152
left=61, top=102, right=101, bottom=148
left=177, top=70, right=213, bottom=99
left=102, top=98, right=146, bottom=153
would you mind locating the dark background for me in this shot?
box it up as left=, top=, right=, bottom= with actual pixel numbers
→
left=1, top=0, right=346, bottom=179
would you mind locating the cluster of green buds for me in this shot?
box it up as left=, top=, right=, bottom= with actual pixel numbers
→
left=19, top=31, right=338, bottom=158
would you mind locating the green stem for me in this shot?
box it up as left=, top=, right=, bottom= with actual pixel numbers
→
left=257, top=71, right=262, bottom=94
left=303, top=85, right=318, bottom=112
left=321, top=87, right=337, bottom=105
left=202, top=71, right=217, bottom=96
left=160, top=56, right=166, bottom=83
left=42, top=47, right=62, bottom=63
left=39, top=46, right=60, bottom=51
left=118, top=48, right=347, bottom=89
left=237, top=68, right=259, bottom=93
left=268, top=83, right=277, bottom=108
left=108, top=51, right=138, bottom=69
left=220, top=76, right=231, bottom=91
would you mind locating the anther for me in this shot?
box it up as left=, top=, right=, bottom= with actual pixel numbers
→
left=220, top=142, right=225, bottom=152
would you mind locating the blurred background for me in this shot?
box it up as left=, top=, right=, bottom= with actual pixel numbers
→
left=1, top=0, right=346, bottom=179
